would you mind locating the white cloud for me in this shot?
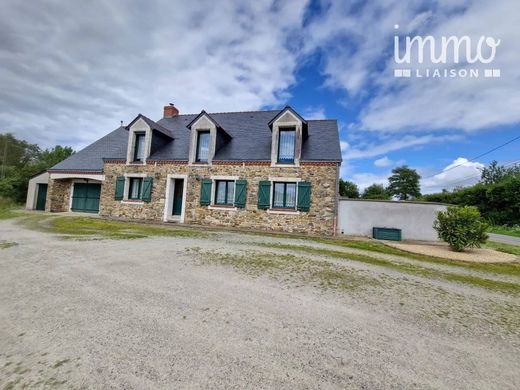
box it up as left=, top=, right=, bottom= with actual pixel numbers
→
left=342, top=133, right=460, bottom=160
left=421, top=157, right=484, bottom=193
left=374, top=156, right=392, bottom=167
left=305, top=0, right=520, bottom=133
left=303, top=106, right=326, bottom=119
left=0, top=0, right=309, bottom=148
left=350, top=172, right=390, bottom=191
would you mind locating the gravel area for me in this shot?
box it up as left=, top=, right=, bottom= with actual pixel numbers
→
left=385, top=241, right=518, bottom=262
left=1, top=218, right=519, bottom=389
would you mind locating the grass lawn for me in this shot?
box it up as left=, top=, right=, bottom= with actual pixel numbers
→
left=19, top=215, right=208, bottom=240
left=0, top=202, right=22, bottom=219
left=485, top=241, right=520, bottom=257
left=489, top=225, right=520, bottom=238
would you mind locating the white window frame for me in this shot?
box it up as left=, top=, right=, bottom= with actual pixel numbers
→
left=121, top=173, right=147, bottom=204
left=267, top=177, right=301, bottom=215
left=208, top=175, right=238, bottom=211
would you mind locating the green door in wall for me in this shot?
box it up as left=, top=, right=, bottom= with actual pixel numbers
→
left=172, top=179, right=184, bottom=216
left=71, top=183, right=101, bottom=213
left=35, top=184, right=48, bottom=211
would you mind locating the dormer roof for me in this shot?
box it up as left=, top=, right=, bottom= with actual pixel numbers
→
left=126, top=114, right=173, bottom=139
left=267, top=106, right=307, bottom=128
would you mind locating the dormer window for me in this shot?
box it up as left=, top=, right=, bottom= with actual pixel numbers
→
left=277, top=127, right=295, bottom=163
left=269, top=107, right=306, bottom=167
left=133, top=132, right=146, bottom=162
left=196, top=131, right=210, bottom=162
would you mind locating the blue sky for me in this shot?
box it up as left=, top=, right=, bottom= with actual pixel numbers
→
left=0, top=0, right=518, bottom=193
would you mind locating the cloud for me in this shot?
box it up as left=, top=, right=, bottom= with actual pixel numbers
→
left=374, top=156, right=397, bottom=167
left=0, top=0, right=309, bottom=148
left=303, top=106, right=326, bottom=119
left=305, top=0, right=520, bottom=133
left=350, top=172, right=390, bottom=191
left=342, top=133, right=460, bottom=160
left=421, top=157, right=484, bottom=193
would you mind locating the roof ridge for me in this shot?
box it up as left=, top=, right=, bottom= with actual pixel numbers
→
left=175, top=109, right=281, bottom=117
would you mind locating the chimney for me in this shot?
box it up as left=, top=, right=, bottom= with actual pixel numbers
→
left=163, top=103, right=179, bottom=118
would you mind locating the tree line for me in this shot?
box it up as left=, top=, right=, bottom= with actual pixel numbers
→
left=0, top=133, right=74, bottom=203
left=340, top=161, right=520, bottom=226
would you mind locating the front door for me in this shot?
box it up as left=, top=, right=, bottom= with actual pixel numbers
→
left=36, top=184, right=48, bottom=211
left=172, top=179, right=184, bottom=216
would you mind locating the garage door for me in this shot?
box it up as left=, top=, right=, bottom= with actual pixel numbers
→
left=71, top=183, right=101, bottom=213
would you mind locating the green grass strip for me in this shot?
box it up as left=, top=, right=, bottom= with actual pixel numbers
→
left=255, top=242, right=520, bottom=294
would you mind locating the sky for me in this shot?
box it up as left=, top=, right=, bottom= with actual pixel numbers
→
left=0, top=0, right=519, bottom=193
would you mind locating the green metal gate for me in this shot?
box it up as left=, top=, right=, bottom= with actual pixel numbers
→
left=71, top=183, right=101, bottom=213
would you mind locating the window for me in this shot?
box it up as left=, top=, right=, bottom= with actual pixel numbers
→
left=277, top=128, right=295, bottom=163
left=272, top=182, right=296, bottom=209
left=196, top=131, right=210, bottom=162
left=128, top=178, right=143, bottom=200
left=215, top=180, right=235, bottom=206
left=133, top=132, right=146, bottom=162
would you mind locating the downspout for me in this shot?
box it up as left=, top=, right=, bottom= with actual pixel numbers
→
left=333, top=162, right=340, bottom=236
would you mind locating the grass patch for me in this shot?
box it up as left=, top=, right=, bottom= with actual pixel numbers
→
left=485, top=241, right=520, bottom=257
left=0, top=241, right=17, bottom=249
left=489, top=225, right=520, bottom=238
left=0, top=202, right=22, bottom=219
left=254, top=242, right=520, bottom=294
left=20, top=215, right=208, bottom=240
left=246, top=231, right=520, bottom=278
left=189, top=248, right=380, bottom=291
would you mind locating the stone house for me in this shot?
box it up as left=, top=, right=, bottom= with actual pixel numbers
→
left=28, top=105, right=342, bottom=235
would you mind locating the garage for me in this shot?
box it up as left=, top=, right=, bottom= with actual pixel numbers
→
left=71, top=183, right=101, bottom=213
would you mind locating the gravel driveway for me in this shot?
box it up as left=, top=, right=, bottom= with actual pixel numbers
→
left=1, top=217, right=519, bottom=389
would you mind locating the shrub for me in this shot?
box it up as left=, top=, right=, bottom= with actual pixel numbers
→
left=433, top=206, right=489, bottom=252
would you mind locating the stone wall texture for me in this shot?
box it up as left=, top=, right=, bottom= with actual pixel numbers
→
left=46, top=178, right=72, bottom=212
left=99, top=162, right=339, bottom=235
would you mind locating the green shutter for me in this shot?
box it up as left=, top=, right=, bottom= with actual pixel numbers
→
left=142, top=177, right=153, bottom=202
left=234, top=180, right=247, bottom=208
left=257, top=181, right=271, bottom=210
left=200, top=179, right=212, bottom=205
left=115, top=176, right=125, bottom=200
left=297, top=181, right=311, bottom=212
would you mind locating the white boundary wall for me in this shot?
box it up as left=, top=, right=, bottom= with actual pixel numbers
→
left=337, top=198, right=448, bottom=241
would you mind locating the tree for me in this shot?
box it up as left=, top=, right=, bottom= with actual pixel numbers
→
left=433, top=206, right=488, bottom=252
left=481, top=160, right=520, bottom=185
left=0, top=133, right=74, bottom=203
left=387, top=165, right=421, bottom=200
left=361, top=184, right=390, bottom=200
left=339, top=179, right=359, bottom=198
left=480, top=160, right=506, bottom=185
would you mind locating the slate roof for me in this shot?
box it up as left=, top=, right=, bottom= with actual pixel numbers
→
left=49, top=109, right=341, bottom=173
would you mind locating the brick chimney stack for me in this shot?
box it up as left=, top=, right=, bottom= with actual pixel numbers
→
left=163, top=103, right=179, bottom=118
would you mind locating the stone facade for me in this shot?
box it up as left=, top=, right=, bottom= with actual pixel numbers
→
left=99, top=161, right=339, bottom=235
left=46, top=178, right=72, bottom=212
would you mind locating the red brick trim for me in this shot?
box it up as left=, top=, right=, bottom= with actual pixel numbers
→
left=103, top=160, right=339, bottom=166
left=301, top=161, right=340, bottom=166
left=148, top=160, right=188, bottom=165
left=104, top=160, right=126, bottom=164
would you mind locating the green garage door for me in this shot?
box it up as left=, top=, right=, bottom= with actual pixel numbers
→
left=71, top=183, right=101, bottom=213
